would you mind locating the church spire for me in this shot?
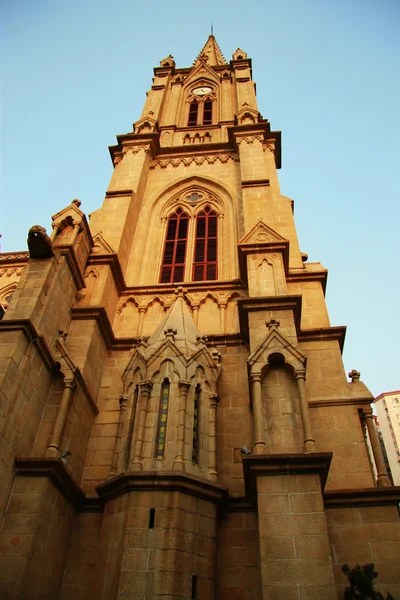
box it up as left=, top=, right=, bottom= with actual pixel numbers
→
left=193, top=34, right=227, bottom=67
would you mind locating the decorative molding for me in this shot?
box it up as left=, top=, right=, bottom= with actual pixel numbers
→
left=151, top=153, right=238, bottom=170
left=0, top=252, right=29, bottom=264
left=236, top=135, right=263, bottom=145
left=0, top=318, right=55, bottom=370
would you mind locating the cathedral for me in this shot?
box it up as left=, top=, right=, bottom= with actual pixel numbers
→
left=0, top=35, right=399, bottom=600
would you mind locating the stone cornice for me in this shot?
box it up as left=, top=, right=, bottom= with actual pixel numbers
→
left=96, top=471, right=229, bottom=504
left=0, top=319, right=55, bottom=370
left=287, top=268, right=328, bottom=295
left=298, top=326, right=347, bottom=354
left=324, top=486, right=400, bottom=508
left=242, top=453, right=333, bottom=507
left=14, top=458, right=102, bottom=512
left=238, top=295, right=303, bottom=340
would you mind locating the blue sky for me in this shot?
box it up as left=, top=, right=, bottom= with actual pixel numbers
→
left=1, top=0, right=399, bottom=396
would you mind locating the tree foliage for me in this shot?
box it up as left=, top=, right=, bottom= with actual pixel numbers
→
left=342, top=563, right=394, bottom=600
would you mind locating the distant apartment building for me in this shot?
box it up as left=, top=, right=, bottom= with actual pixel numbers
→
left=374, top=391, right=400, bottom=485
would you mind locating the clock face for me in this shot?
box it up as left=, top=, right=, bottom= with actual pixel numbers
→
left=192, top=86, right=212, bottom=96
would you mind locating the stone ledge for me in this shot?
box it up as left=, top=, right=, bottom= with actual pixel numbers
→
left=324, top=486, right=400, bottom=508
left=96, top=471, right=229, bottom=505
left=242, top=452, right=333, bottom=506
left=14, top=457, right=102, bottom=512
left=0, top=319, right=55, bottom=371
left=298, top=326, right=347, bottom=353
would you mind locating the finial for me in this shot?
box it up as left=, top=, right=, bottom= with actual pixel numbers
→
left=211, top=22, right=213, bottom=35
left=348, top=369, right=361, bottom=383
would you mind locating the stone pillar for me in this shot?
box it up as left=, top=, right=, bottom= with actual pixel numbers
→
left=250, top=371, right=267, bottom=454
left=137, top=307, right=146, bottom=336
left=131, top=381, right=152, bottom=469
left=192, top=304, right=199, bottom=325
left=209, top=393, right=219, bottom=478
left=174, top=381, right=190, bottom=469
left=71, top=222, right=81, bottom=244
left=363, top=408, right=391, bottom=487
left=46, top=378, right=75, bottom=457
left=244, top=454, right=336, bottom=600
left=109, top=395, right=128, bottom=477
left=50, top=222, right=61, bottom=241
left=295, top=369, right=318, bottom=453
left=219, top=303, right=227, bottom=334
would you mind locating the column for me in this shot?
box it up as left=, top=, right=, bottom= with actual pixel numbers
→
left=363, top=408, right=391, bottom=487
left=50, top=222, right=61, bottom=241
left=250, top=371, right=267, bottom=454
left=71, top=221, right=81, bottom=244
left=46, top=378, right=75, bottom=457
left=137, top=307, right=146, bottom=336
left=295, top=370, right=318, bottom=453
left=174, top=381, right=190, bottom=468
left=219, top=303, right=227, bottom=334
left=131, top=381, right=152, bottom=469
left=209, top=393, right=219, bottom=478
left=192, top=304, right=199, bottom=325
left=109, top=395, right=128, bottom=477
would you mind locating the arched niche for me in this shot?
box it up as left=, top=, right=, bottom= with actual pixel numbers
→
left=136, top=176, right=238, bottom=284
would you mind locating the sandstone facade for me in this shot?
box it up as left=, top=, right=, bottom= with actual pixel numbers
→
left=0, top=36, right=399, bottom=600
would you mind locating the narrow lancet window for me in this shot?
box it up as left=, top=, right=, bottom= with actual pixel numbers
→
left=202, top=100, right=213, bottom=125
left=193, top=206, right=218, bottom=281
left=155, top=379, right=170, bottom=458
left=192, top=385, right=201, bottom=463
left=160, top=208, right=189, bottom=284
left=188, top=101, right=199, bottom=126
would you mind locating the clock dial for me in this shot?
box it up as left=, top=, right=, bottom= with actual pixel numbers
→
left=192, top=86, right=212, bottom=96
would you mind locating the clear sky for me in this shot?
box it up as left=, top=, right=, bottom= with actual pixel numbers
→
left=1, top=0, right=399, bottom=396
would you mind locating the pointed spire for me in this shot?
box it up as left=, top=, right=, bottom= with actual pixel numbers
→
left=147, top=297, right=202, bottom=352
left=193, top=35, right=227, bottom=67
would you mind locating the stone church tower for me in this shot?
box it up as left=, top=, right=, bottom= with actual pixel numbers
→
left=0, top=35, right=399, bottom=600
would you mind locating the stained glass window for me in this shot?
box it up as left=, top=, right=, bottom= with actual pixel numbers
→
left=155, top=379, right=170, bottom=458
left=192, top=385, right=201, bottom=463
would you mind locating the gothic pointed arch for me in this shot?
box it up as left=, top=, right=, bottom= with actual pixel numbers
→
left=135, top=176, right=237, bottom=284
left=248, top=327, right=306, bottom=376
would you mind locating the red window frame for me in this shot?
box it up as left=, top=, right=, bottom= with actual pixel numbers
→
left=188, top=101, right=199, bottom=126
left=160, top=208, right=189, bottom=284
left=192, top=206, right=218, bottom=281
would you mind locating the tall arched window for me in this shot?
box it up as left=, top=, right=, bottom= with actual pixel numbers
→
left=155, top=379, right=170, bottom=458
left=193, top=206, right=218, bottom=281
left=160, top=208, right=189, bottom=283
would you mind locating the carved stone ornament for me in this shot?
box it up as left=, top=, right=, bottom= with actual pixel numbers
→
left=27, top=226, right=54, bottom=259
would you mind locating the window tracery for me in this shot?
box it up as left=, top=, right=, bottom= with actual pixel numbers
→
left=159, top=194, right=221, bottom=284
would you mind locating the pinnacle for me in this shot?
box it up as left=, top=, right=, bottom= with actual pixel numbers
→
left=193, top=35, right=227, bottom=67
